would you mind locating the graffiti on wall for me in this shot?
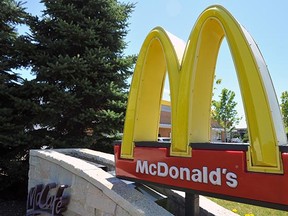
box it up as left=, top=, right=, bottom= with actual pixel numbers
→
left=26, top=183, right=69, bottom=216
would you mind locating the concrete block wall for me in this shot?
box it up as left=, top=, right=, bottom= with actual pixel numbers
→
left=28, top=149, right=172, bottom=216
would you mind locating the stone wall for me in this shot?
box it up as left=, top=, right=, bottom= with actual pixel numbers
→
left=28, top=149, right=172, bottom=216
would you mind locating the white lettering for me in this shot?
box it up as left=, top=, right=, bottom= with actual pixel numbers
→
left=149, top=163, right=157, bottom=176
left=134, top=160, right=238, bottom=188
left=158, top=162, right=168, bottom=177
left=136, top=160, right=148, bottom=174
left=202, top=167, right=208, bottom=183
left=191, top=169, right=202, bottom=182
left=226, top=172, right=238, bottom=188
left=180, top=167, right=190, bottom=180
left=169, top=166, right=179, bottom=179
left=209, top=168, right=221, bottom=186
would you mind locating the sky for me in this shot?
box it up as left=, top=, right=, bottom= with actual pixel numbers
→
left=20, top=0, right=288, bottom=128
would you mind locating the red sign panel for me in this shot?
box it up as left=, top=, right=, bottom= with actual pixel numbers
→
left=114, top=143, right=288, bottom=210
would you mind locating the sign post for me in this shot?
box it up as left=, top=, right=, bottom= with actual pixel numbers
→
left=185, top=192, right=199, bottom=216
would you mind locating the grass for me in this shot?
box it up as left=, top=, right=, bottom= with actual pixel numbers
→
left=208, top=197, right=288, bottom=216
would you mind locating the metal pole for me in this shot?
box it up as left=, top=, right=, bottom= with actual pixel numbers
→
left=185, top=192, right=200, bottom=216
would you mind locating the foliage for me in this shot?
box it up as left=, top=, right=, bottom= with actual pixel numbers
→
left=280, top=91, right=288, bottom=132
left=0, top=0, right=135, bottom=197
left=26, top=0, right=135, bottom=148
left=241, top=131, right=249, bottom=143
left=0, top=0, right=33, bottom=197
left=212, top=88, right=241, bottom=141
left=209, top=197, right=288, bottom=216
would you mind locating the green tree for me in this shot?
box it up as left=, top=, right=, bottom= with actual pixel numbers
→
left=212, top=88, right=241, bottom=142
left=27, top=0, right=135, bottom=149
left=280, top=91, right=288, bottom=132
left=0, top=0, right=33, bottom=197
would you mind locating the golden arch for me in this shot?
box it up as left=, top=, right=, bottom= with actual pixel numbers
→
left=121, top=5, right=287, bottom=173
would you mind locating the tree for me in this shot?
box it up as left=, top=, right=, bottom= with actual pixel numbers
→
left=0, top=0, right=33, bottom=197
left=27, top=0, right=135, bottom=149
left=280, top=91, right=288, bottom=132
left=0, top=0, right=135, bottom=198
left=212, top=88, right=241, bottom=142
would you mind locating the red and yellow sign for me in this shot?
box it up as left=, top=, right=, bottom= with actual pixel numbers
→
left=114, top=5, right=288, bottom=210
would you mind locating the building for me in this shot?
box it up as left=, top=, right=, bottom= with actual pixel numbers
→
left=158, top=100, right=245, bottom=142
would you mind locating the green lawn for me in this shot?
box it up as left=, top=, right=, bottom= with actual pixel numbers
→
left=208, top=198, right=288, bottom=216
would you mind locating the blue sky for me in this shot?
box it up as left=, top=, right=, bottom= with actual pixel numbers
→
left=20, top=1, right=288, bottom=127
left=123, top=0, right=288, bottom=128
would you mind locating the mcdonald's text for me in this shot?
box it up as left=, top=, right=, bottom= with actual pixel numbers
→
left=136, top=160, right=238, bottom=188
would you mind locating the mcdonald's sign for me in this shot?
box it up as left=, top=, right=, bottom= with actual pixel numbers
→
left=114, top=5, right=288, bottom=210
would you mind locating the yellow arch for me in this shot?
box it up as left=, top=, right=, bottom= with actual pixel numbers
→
left=121, top=5, right=287, bottom=173
left=120, top=27, right=185, bottom=159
